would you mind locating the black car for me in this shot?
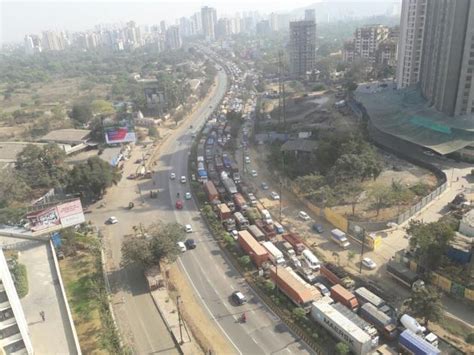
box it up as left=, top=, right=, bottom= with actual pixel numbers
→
left=231, top=291, right=247, bottom=305
left=185, top=239, right=196, bottom=249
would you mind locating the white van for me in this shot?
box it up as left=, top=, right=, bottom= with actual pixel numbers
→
left=261, top=209, right=273, bottom=225
left=302, top=249, right=320, bottom=270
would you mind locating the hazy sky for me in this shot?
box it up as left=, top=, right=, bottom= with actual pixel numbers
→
left=0, top=0, right=397, bottom=45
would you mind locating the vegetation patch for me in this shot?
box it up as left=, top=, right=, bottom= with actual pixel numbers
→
left=12, top=261, right=28, bottom=298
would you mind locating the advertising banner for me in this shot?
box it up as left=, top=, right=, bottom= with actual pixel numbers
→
left=57, top=199, right=85, bottom=228
left=27, top=207, right=61, bottom=232
left=104, top=118, right=136, bottom=144
left=26, top=198, right=85, bottom=233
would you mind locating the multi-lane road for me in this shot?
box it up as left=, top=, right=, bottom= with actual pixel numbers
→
left=152, top=67, right=313, bottom=354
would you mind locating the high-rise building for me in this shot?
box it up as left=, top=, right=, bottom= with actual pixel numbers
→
left=396, top=0, right=427, bottom=89
left=160, top=20, right=167, bottom=34
left=269, top=13, right=279, bottom=31
left=256, top=20, right=271, bottom=35
left=305, top=9, right=316, bottom=22
left=397, top=0, right=474, bottom=116
left=201, top=6, right=217, bottom=41
left=215, top=18, right=232, bottom=39
left=24, top=35, right=42, bottom=54
left=42, top=31, right=64, bottom=51
left=166, top=26, right=182, bottom=50
left=289, top=19, right=317, bottom=77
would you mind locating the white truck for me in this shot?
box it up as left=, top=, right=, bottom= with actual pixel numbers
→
left=261, top=241, right=285, bottom=265
left=261, top=209, right=273, bottom=225
left=302, top=249, right=321, bottom=270
left=331, top=229, right=350, bottom=248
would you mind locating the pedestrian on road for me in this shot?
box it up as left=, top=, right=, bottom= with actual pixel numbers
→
left=40, top=311, right=45, bottom=322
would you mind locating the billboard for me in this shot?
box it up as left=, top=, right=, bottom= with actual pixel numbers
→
left=26, top=199, right=86, bottom=234
left=104, top=118, right=136, bottom=144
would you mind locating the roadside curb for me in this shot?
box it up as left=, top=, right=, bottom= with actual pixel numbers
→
left=49, top=240, right=82, bottom=355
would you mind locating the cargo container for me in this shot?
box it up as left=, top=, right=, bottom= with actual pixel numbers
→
left=330, top=284, right=359, bottom=311
left=302, top=249, right=321, bottom=270
left=238, top=230, right=268, bottom=267
left=234, top=212, right=249, bottom=229
left=282, top=233, right=306, bottom=254
left=386, top=262, right=425, bottom=290
left=331, top=229, right=350, bottom=248
left=354, top=287, right=386, bottom=309
left=222, top=176, right=238, bottom=195
left=269, top=266, right=317, bottom=310
left=311, top=301, right=373, bottom=355
left=321, top=263, right=355, bottom=289
left=216, top=203, right=232, bottom=221
left=248, top=224, right=265, bottom=242
left=359, top=303, right=397, bottom=340
left=197, top=169, right=208, bottom=182
left=203, top=181, right=219, bottom=202
left=285, top=267, right=321, bottom=300
left=333, top=303, right=379, bottom=347
left=233, top=193, right=248, bottom=212
left=261, top=241, right=285, bottom=265
left=398, top=330, right=440, bottom=355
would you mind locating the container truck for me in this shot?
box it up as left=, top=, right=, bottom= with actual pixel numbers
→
left=282, top=233, right=306, bottom=254
left=400, top=314, right=438, bottom=348
left=238, top=230, right=268, bottom=267
left=311, top=301, right=373, bottom=355
left=333, top=303, right=379, bottom=347
left=359, top=303, right=397, bottom=340
left=255, top=220, right=277, bottom=241
left=261, top=241, right=285, bottom=265
left=386, top=262, right=425, bottom=290
left=222, top=176, right=238, bottom=195
left=331, top=229, right=351, bottom=248
left=248, top=224, right=265, bottom=242
left=354, top=287, right=386, bottom=309
left=260, top=209, right=273, bottom=225
left=203, top=181, right=219, bottom=202
left=223, top=218, right=236, bottom=232
left=398, top=330, right=440, bottom=355
left=233, top=193, right=248, bottom=212
left=279, top=241, right=296, bottom=258
left=330, top=284, right=359, bottom=311
left=320, top=263, right=355, bottom=289
left=302, top=249, right=321, bottom=270
left=234, top=212, right=249, bottom=229
left=216, top=203, right=232, bottom=221
left=269, top=266, right=317, bottom=310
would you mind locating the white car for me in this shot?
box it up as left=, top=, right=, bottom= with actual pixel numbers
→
left=185, top=224, right=193, bottom=233
left=107, top=216, right=118, bottom=224
left=185, top=192, right=192, bottom=200
left=250, top=170, right=258, bottom=177
left=270, top=191, right=280, bottom=200
left=231, top=230, right=239, bottom=240
left=170, top=173, right=176, bottom=180
left=177, top=241, right=186, bottom=253
left=245, top=156, right=251, bottom=164
left=314, top=283, right=330, bottom=296
left=362, top=257, right=377, bottom=270
left=298, top=211, right=310, bottom=221
left=180, top=176, right=187, bottom=183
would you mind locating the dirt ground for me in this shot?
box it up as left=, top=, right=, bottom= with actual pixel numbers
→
left=167, top=263, right=235, bottom=355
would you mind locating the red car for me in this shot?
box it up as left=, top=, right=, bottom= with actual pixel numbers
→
left=175, top=199, right=183, bottom=209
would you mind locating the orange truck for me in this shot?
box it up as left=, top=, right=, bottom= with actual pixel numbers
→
left=238, top=230, right=269, bottom=267
left=330, top=284, right=359, bottom=311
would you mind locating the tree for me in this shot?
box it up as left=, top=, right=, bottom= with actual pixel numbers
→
left=71, top=102, right=93, bottom=124
left=148, top=125, right=159, bottom=138
left=295, top=174, right=326, bottom=197
left=16, top=143, right=68, bottom=189
left=407, top=286, right=443, bottom=327
left=121, top=222, right=186, bottom=267
left=0, top=168, right=31, bottom=207
left=339, top=181, right=364, bottom=216
left=91, top=100, right=115, bottom=116
left=66, top=156, right=121, bottom=202
left=406, top=220, right=455, bottom=271
left=239, top=255, right=251, bottom=269
left=335, top=342, right=350, bottom=355
left=292, top=307, right=306, bottom=322
left=369, top=184, right=393, bottom=217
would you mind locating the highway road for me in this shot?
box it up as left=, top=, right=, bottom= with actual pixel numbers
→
left=152, top=68, right=313, bottom=354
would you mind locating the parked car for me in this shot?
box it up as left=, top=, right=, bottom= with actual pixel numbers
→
left=185, top=239, right=196, bottom=249
left=312, top=224, right=324, bottom=233
left=362, top=257, right=377, bottom=270
left=298, top=211, right=310, bottom=221
left=250, top=170, right=258, bottom=177
left=106, top=216, right=118, bottom=224
left=261, top=182, right=269, bottom=190
left=180, top=176, right=187, bottom=183
left=289, top=256, right=302, bottom=269
left=177, top=241, right=186, bottom=252
left=185, top=192, right=192, bottom=200
left=231, top=291, right=247, bottom=305
left=231, top=230, right=239, bottom=240
left=270, top=191, right=280, bottom=200
left=245, top=156, right=251, bottom=164
left=185, top=224, right=193, bottom=233
left=170, top=172, right=176, bottom=180
left=314, top=283, right=330, bottom=296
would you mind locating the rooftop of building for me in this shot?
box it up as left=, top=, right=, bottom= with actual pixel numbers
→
left=40, top=129, right=91, bottom=144
left=461, top=209, right=474, bottom=229
left=0, top=142, right=46, bottom=163
left=281, top=139, right=318, bottom=153
left=354, top=83, right=474, bottom=155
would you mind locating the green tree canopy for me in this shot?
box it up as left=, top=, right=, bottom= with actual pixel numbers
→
left=335, top=342, right=350, bottom=355
left=71, top=102, right=93, bottom=124
left=407, top=286, right=443, bottom=327
left=66, top=156, right=121, bottom=202
left=121, top=222, right=186, bottom=267
left=0, top=168, right=31, bottom=207
left=91, top=100, right=115, bottom=116
left=15, top=143, right=68, bottom=189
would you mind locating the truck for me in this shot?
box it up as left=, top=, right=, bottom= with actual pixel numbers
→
left=320, top=263, right=355, bottom=289
left=223, top=218, right=236, bottom=232
left=260, top=209, right=273, bottom=225
left=238, top=230, right=268, bottom=267
left=386, top=261, right=425, bottom=290
left=203, top=181, right=219, bottom=202
left=222, top=175, right=238, bottom=195
left=216, top=203, right=232, bottom=221
left=282, top=233, right=306, bottom=254
left=261, top=241, right=285, bottom=265
left=222, top=154, right=232, bottom=169
left=248, top=224, right=265, bottom=242
left=330, top=284, right=359, bottom=311
left=302, top=249, right=321, bottom=270
left=234, top=212, right=249, bottom=229
left=232, top=172, right=241, bottom=184
left=398, top=330, right=440, bottom=355
left=197, top=169, right=208, bottom=182
left=333, top=303, right=379, bottom=347
left=359, top=303, right=397, bottom=340
left=331, top=229, right=351, bottom=248
left=233, top=193, right=248, bottom=212
left=311, top=301, right=373, bottom=355
left=279, top=241, right=296, bottom=258
left=256, top=220, right=277, bottom=241
left=269, top=266, right=318, bottom=310
left=354, top=287, right=386, bottom=309
left=400, top=314, right=438, bottom=348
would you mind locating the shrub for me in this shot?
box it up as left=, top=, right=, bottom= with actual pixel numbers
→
left=12, top=262, right=28, bottom=298
left=466, top=333, right=474, bottom=344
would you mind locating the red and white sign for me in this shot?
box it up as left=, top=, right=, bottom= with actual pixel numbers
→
left=26, top=199, right=85, bottom=233
left=27, top=207, right=61, bottom=232
left=57, top=199, right=85, bottom=227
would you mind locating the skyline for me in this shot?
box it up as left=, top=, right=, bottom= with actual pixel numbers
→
left=1, top=0, right=400, bottom=45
